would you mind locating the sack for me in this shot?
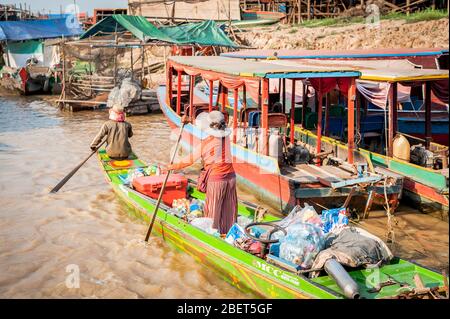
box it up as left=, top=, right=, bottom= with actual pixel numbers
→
left=197, top=168, right=211, bottom=193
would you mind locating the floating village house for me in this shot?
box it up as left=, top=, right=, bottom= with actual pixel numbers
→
left=58, top=14, right=238, bottom=112
left=0, top=18, right=83, bottom=94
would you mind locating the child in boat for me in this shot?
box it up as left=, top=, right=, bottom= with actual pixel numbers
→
left=90, top=106, right=133, bottom=160
left=167, top=111, right=237, bottom=235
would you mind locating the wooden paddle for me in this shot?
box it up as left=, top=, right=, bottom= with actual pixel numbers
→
left=145, top=122, right=186, bottom=242
left=50, top=139, right=107, bottom=193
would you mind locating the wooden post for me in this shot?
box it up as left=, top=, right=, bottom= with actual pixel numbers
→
left=290, top=79, right=296, bottom=145
left=388, top=82, right=398, bottom=157
left=209, top=80, right=214, bottom=112
left=406, top=0, right=410, bottom=16
left=261, top=79, right=269, bottom=155
left=424, top=81, right=432, bottom=149
left=282, top=78, right=286, bottom=113
left=221, top=86, right=228, bottom=112
left=189, top=75, right=194, bottom=121
left=233, top=88, right=238, bottom=144
left=307, top=0, right=311, bottom=20
left=176, top=69, right=182, bottom=115
left=356, top=89, right=361, bottom=136
left=130, top=47, right=134, bottom=81
left=348, top=79, right=357, bottom=164
left=301, top=83, right=307, bottom=128
left=316, top=82, right=323, bottom=165
left=140, top=44, right=145, bottom=93
left=168, top=67, right=173, bottom=107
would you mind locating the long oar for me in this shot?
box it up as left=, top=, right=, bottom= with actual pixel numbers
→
left=144, top=123, right=186, bottom=242
left=50, top=139, right=107, bottom=193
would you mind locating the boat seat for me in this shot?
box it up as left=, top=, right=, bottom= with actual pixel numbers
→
left=239, top=107, right=258, bottom=124
left=248, top=111, right=261, bottom=127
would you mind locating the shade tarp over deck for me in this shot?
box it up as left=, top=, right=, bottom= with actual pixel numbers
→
left=80, top=15, right=237, bottom=47
left=158, top=20, right=238, bottom=48
left=80, top=15, right=174, bottom=43
left=0, top=18, right=83, bottom=41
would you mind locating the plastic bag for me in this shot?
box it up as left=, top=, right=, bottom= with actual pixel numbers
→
left=279, top=222, right=325, bottom=269
left=237, top=215, right=253, bottom=228
left=190, top=217, right=218, bottom=235
left=320, top=207, right=349, bottom=234
left=277, top=204, right=322, bottom=229
left=225, top=223, right=248, bottom=244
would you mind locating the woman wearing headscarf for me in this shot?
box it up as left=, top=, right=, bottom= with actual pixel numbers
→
left=167, top=111, right=237, bottom=235
left=90, top=107, right=133, bottom=160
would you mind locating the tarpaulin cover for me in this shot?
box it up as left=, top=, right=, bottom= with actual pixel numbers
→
left=80, top=15, right=174, bottom=43
left=0, top=18, right=82, bottom=41
left=356, top=80, right=412, bottom=109
left=81, top=15, right=237, bottom=47
left=158, top=20, right=238, bottom=48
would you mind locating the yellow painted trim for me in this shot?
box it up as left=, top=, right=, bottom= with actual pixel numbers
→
left=361, top=74, right=449, bottom=82
left=294, top=126, right=445, bottom=174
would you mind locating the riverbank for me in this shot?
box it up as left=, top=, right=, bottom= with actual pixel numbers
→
left=239, top=16, right=449, bottom=50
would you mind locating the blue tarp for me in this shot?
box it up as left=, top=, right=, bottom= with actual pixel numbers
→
left=0, top=18, right=83, bottom=42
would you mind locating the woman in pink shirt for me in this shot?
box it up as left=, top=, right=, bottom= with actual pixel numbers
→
left=168, top=111, right=237, bottom=235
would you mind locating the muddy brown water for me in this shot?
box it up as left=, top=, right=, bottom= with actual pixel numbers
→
left=0, top=95, right=448, bottom=298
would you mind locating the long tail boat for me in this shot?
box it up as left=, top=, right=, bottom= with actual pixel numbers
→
left=158, top=56, right=403, bottom=214
left=97, top=148, right=447, bottom=299
left=260, top=58, right=449, bottom=215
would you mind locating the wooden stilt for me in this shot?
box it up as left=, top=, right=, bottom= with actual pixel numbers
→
left=176, top=70, right=182, bottom=115
left=316, top=82, right=323, bottom=165
left=209, top=80, right=214, bottom=112
left=189, top=75, right=194, bottom=121
left=261, top=79, right=269, bottom=156
left=233, top=88, right=239, bottom=144
left=348, top=79, right=357, bottom=164
left=424, top=81, right=432, bottom=149
left=290, top=79, right=296, bottom=145
left=388, top=82, right=398, bottom=157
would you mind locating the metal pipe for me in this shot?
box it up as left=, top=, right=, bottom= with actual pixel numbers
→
left=324, top=259, right=360, bottom=299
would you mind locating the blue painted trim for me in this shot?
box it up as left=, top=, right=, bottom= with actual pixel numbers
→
left=264, top=71, right=361, bottom=79
left=221, top=50, right=449, bottom=59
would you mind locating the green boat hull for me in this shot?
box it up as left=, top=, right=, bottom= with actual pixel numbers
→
left=98, top=149, right=446, bottom=299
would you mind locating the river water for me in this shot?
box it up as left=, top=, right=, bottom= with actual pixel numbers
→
left=0, top=95, right=448, bottom=298
left=0, top=95, right=246, bottom=298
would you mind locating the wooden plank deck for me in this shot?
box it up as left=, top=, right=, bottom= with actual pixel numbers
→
left=282, top=164, right=356, bottom=184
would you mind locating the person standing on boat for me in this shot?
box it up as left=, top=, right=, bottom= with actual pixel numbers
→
left=90, top=106, right=133, bottom=160
left=167, top=111, right=237, bottom=235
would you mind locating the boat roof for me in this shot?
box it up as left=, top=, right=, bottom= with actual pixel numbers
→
left=168, top=56, right=361, bottom=79
left=221, top=48, right=449, bottom=59
left=267, top=59, right=449, bottom=82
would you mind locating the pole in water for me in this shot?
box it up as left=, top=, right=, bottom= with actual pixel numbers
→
left=50, top=139, right=106, bottom=193
left=144, top=123, right=186, bottom=242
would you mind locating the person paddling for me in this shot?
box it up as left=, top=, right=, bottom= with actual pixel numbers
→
left=90, top=106, right=133, bottom=160
left=167, top=111, right=237, bottom=235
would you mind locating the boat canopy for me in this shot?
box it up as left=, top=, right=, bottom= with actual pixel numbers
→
left=221, top=48, right=449, bottom=59
left=168, top=56, right=361, bottom=79
left=0, top=18, right=83, bottom=42
left=80, top=15, right=238, bottom=47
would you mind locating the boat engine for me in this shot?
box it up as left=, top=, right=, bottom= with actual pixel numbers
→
left=410, top=145, right=435, bottom=168
left=287, top=144, right=310, bottom=165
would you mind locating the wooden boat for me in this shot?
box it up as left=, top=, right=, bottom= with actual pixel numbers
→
left=97, top=148, right=447, bottom=299
left=158, top=56, right=403, bottom=215
left=231, top=57, right=449, bottom=215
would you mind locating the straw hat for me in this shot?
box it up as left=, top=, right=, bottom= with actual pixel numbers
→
left=195, top=111, right=231, bottom=138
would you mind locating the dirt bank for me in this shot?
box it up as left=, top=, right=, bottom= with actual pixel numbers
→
left=239, top=17, right=449, bottom=50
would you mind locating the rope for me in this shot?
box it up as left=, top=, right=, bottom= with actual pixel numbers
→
left=383, top=176, right=397, bottom=247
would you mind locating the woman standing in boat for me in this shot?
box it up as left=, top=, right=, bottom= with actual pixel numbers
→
left=167, top=111, right=237, bottom=235
left=90, top=106, right=133, bottom=160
